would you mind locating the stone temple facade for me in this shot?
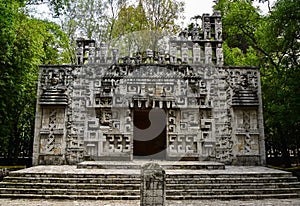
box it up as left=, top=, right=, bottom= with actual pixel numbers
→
left=32, top=11, right=266, bottom=166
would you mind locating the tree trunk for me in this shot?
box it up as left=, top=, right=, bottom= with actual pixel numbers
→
left=281, top=137, right=291, bottom=168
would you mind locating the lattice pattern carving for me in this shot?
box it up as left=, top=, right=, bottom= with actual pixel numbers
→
left=236, top=110, right=258, bottom=133
left=236, top=134, right=259, bottom=155
left=104, top=134, right=130, bottom=153
left=168, top=110, right=177, bottom=133
left=96, top=109, right=112, bottom=126
left=40, top=108, right=64, bottom=155
left=181, top=110, right=199, bottom=129
left=169, top=135, right=197, bottom=154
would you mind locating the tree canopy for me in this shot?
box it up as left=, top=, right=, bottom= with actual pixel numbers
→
left=215, top=0, right=300, bottom=166
left=0, top=0, right=70, bottom=163
left=110, top=0, right=184, bottom=55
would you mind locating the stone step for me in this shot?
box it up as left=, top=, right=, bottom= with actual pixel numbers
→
left=8, top=171, right=292, bottom=179
left=166, top=173, right=294, bottom=179
left=166, top=177, right=299, bottom=184
left=4, top=176, right=140, bottom=184
left=0, top=182, right=140, bottom=190
left=0, top=193, right=139, bottom=200
left=167, top=182, right=300, bottom=190
left=1, top=181, right=298, bottom=191
left=167, top=193, right=300, bottom=200
left=5, top=175, right=297, bottom=185
left=0, top=192, right=298, bottom=200
left=77, top=161, right=225, bottom=170
left=0, top=188, right=140, bottom=196
left=0, top=187, right=298, bottom=200
left=1, top=165, right=299, bottom=200
left=0, top=188, right=300, bottom=199
left=166, top=188, right=300, bottom=196
left=8, top=172, right=140, bottom=179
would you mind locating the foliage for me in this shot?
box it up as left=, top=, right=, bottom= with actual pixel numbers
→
left=215, top=0, right=300, bottom=166
left=214, top=0, right=262, bottom=53
left=0, top=0, right=70, bottom=163
left=26, top=0, right=69, bottom=17
left=223, top=42, right=259, bottom=66
left=60, top=0, right=126, bottom=45
left=141, top=0, right=184, bottom=33
left=60, top=0, right=184, bottom=53
left=260, top=0, right=300, bottom=166
left=112, top=2, right=148, bottom=38
left=110, top=0, right=184, bottom=55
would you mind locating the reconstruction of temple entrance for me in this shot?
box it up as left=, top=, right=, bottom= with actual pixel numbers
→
left=32, top=11, right=266, bottom=166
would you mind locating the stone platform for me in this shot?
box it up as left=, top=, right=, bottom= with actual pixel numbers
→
left=77, top=160, right=225, bottom=170
left=0, top=161, right=299, bottom=200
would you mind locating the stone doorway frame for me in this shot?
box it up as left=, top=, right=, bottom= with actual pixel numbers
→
left=132, top=106, right=168, bottom=160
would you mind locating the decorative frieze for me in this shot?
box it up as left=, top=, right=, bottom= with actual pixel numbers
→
left=169, top=135, right=198, bottom=154
left=39, top=108, right=64, bottom=154
left=103, top=134, right=131, bottom=153
left=33, top=12, right=265, bottom=166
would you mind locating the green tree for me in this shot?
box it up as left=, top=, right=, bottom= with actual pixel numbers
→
left=259, top=0, right=300, bottom=166
left=0, top=0, right=70, bottom=164
left=110, top=1, right=150, bottom=55
left=214, top=0, right=262, bottom=54
left=142, top=0, right=184, bottom=33
left=223, top=42, right=259, bottom=66
left=26, top=0, right=69, bottom=17
left=111, top=0, right=184, bottom=55
left=60, top=0, right=107, bottom=41
left=215, top=0, right=300, bottom=166
left=59, top=0, right=128, bottom=44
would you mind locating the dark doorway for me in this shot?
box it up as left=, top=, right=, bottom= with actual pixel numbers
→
left=133, top=108, right=166, bottom=159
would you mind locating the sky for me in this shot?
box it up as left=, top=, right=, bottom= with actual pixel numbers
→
left=182, top=0, right=275, bottom=26
left=28, top=0, right=276, bottom=27
left=183, top=0, right=214, bottom=25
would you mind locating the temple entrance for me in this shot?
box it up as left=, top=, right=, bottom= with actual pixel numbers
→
left=133, top=108, right=166, bottom=160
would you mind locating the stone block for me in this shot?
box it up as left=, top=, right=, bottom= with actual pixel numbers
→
left=140, top=163, right=166, bottom=206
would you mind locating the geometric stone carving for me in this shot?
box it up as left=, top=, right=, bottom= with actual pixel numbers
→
left=169, top=135, right=198, bottom=154
left=103, top=134, right=130, bottom=153
left=236, top=134, right=259, bottom=155
left=233, top=109, right=259, bottom=153
left=96, top=109, right=112, bottom=126
left=39, top=69, right=68, bottom=105
left=39, top=108, right=64, bottom=154
left=227, top=69, right=259, bottom=107
left=33, top=12, right=265, bottom=166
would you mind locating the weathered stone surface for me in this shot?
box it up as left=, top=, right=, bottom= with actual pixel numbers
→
left=33, top=12, right=265, bottom=166
left=1, top=198, right=300, bottom=206
left=2, top=199, right=300, bottom=206
left=140, top=163, right=166, bottom=206
left=0, top=164, right=299, bottom=200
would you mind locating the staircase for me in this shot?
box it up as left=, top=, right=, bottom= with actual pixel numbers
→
left=0, top=161, right=299, bottom=200
left=166, top=168, right=300, bottom=199
left=0, top=165, right=140, bottom=200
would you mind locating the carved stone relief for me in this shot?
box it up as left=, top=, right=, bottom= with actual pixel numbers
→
left=103, top=134, right=131, bottom=153
left=169, top=135, right=198, bottom=154
left=40, top=108, right=64, bottom=155
left=33, top=12, right=265, bottom=166
left=233, top=109, right=259, bottom=156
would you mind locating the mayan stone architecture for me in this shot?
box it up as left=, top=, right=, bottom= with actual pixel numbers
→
left=32, top=11, right=265, bottom=166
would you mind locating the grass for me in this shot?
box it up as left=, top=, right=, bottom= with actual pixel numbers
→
left=0, top=165, right=26, bottom=169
